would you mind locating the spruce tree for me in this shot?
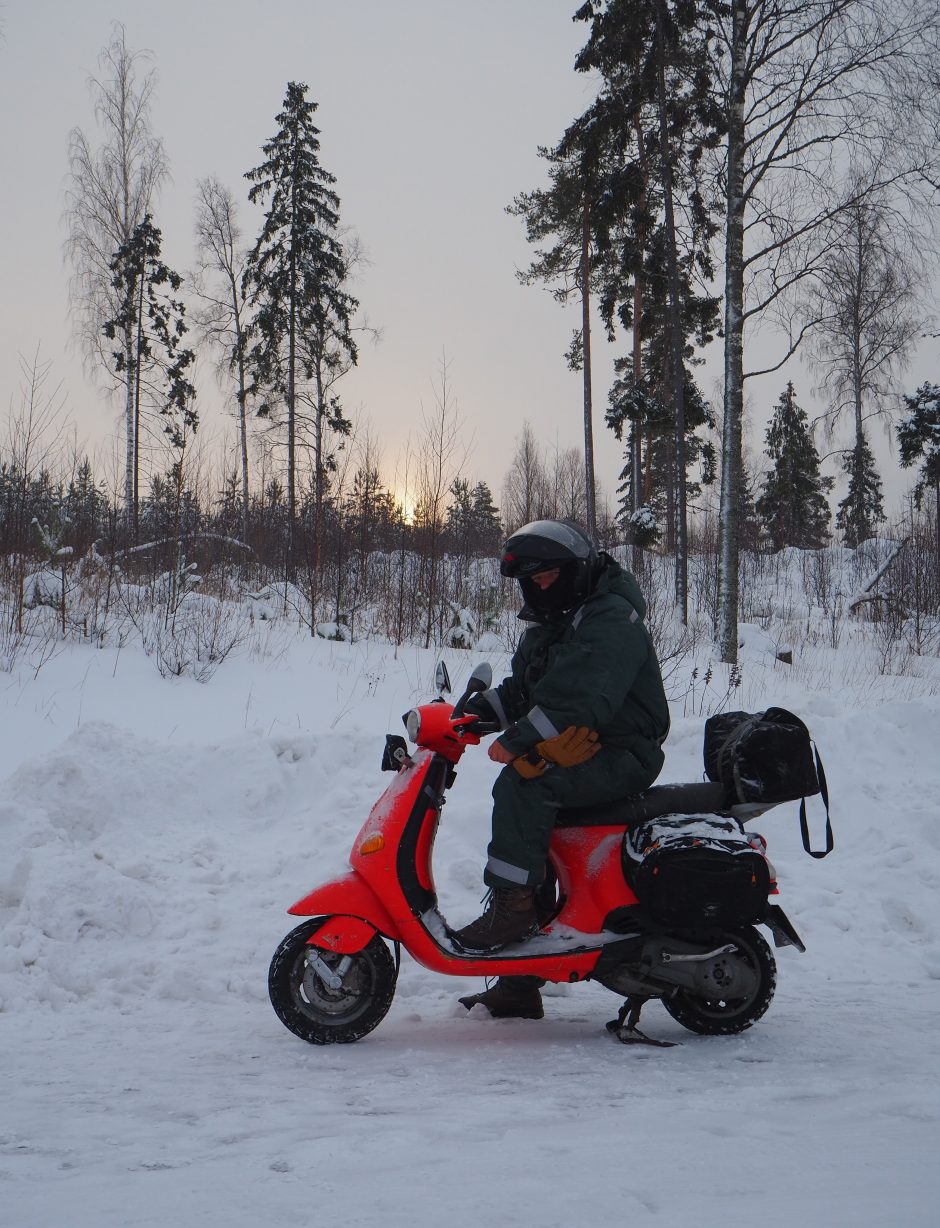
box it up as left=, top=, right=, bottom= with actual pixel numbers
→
left=470, top=482, right=503, bottom=555
left=64, top=458, right=109, bottom=555
left=755, top=383, right=831, bottom=551
left=244, top=82, right=358, bottom=577
left=897, top=382, right=940, bottom=569
left=607, top=365, right=715, bottom=547
left=898, top=383, right=940, bottom=498
left=103, top=213, right=196, bottom=542
left=835, top=433, right=885, bottom=547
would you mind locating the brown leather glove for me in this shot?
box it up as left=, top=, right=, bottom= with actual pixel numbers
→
left=512, top=725, right=601, bottom=778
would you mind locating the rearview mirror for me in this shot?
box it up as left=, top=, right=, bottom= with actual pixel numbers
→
left=467, top=662, right=492, bottom=692
left=435, top=661, right=452, bottom=696
left=450, top=661, right=493, bottom=719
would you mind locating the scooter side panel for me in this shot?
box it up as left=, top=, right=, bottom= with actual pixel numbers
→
left=287, top=870, right=402, bottom=941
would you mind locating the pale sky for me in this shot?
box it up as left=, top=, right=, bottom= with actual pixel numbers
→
left=1, top=0, right=934, bottom=518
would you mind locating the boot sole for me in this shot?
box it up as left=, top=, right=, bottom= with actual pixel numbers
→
left=458, top=994, right=544, bottom=1020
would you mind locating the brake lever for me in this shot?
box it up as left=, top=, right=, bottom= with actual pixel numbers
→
left=452, top=715, right=499, bottom=737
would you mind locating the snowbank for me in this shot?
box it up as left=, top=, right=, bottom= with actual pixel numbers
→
left=1, top=626, right=939, bottom=1226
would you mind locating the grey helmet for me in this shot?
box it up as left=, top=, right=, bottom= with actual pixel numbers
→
left=500, top=519, right=598, bottom=615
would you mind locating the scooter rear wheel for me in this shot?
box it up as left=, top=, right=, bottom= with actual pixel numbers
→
left=662, top=925, right=776, bottom=1036
left=268, top=919, right=397, bottom=1045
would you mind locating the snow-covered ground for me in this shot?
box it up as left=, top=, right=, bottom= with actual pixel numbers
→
left=2, top=612, right=939, bottom=1226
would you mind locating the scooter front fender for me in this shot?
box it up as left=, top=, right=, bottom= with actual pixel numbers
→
left=288, top=870, right=401, bottom=943
left=306, top=915, right=380, bottom=954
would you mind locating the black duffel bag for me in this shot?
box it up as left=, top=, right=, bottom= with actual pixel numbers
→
left=704, top=706, right=833, bottom=858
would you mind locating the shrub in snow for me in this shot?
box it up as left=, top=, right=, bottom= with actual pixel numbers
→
left=316, top=620, right=352, bottom=642
left=244, top=582, right=311, bottom=627
left=443, top=601, right=475, bottom=649
left=628, top=505, right=660, bottom=549
left=123, top=584, right=249, bottom=682
left=23, top=568, right=63, bottom=610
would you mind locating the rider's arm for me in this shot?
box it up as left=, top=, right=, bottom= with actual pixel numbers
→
left=495, top=602, right=649, bottom=755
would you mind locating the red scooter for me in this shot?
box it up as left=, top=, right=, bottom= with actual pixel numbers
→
left=268, top=663, right=805, bottom=1047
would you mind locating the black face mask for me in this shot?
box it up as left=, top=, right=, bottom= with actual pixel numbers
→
left=519, top=561, right=585, bottom=615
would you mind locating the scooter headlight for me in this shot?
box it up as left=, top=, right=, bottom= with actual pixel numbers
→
left=404, top=709, right=422, bottom=743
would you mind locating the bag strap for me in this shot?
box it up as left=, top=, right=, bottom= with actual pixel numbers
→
left=717, top=715, right=760, bottom=794
left=799, top=745, right=833, bottom=858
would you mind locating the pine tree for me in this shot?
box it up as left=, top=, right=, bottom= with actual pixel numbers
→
left=102, top=213, right=196, bottom=542
left=345, top=464, right=400, bottom=557
left=244, top=82, right=358, bottom=578
left=64, top=457, right=109, bottom=555
left=446, top=480, right=503, bottom=557
left=571, top=0, right=721, bottom=610
left=835, top=433, right=885, bottom=547
left=755, top=383, right=831, bottom=551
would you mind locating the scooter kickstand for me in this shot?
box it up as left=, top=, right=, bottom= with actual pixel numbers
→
left=606, top=997, right=678, bottom=1048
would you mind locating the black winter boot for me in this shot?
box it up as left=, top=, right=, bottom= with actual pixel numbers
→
left=459, top=976, right=546, bottom=1019
left=451, top=886, right=539, bottom=952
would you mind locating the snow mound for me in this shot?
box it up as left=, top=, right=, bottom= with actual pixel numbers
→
left=0, top=721, right=361, bottom=1012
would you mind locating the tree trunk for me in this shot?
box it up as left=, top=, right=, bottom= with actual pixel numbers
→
left=132, top=272, right=144, bottom=546
left=231, top=272, right=250, bottom=548
left=581, top=193, right=597, bottom=541
left=630, top=117, right=648, bottom=574
left=655, top=0, right=688, bottom=623
left=123, top=320, right=135, bottom=533
left=717, top=1, right=747, bottom=665
left=286, top=246, right=297, bottom=582
left=312, top=346, right=326, bottom=629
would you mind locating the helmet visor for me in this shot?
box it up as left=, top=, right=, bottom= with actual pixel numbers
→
left=500, top=552, right=566, bottom=579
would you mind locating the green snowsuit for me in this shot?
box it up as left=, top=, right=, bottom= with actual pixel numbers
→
left=480, top=555, right=670, bottom=890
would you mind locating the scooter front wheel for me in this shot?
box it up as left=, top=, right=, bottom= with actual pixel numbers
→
left=268, top=919, right=397, bottom=1045
left=662, top=925, right=776, bottom=1036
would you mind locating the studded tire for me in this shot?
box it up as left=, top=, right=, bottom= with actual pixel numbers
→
left=662, top=925, right=777, bottom=1036
left=268, top=919, right=397, bottom=1045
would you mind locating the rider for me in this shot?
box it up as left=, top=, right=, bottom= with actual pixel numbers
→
left=453, top=519, right=670, bottom=1019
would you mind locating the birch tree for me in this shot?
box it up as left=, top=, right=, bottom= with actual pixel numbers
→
left=804, top=189, right=923, bottom=544
left=192, top=178, right=252, bottom=543
left=64, top=23, right=168, bottom=519
left=712, top=0, right=940, bottom=662
left=501, top=421, right=549, bottom=531
left=412, top=360, right=466, bottom=648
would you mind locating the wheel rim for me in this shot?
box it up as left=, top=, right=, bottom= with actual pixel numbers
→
left=686, top=938, right=762, bottom=1018
left=290, top=948, right=374, bottom=1025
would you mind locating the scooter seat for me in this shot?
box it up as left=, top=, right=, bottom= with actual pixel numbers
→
left=555, top=781, right=728, bottom=829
